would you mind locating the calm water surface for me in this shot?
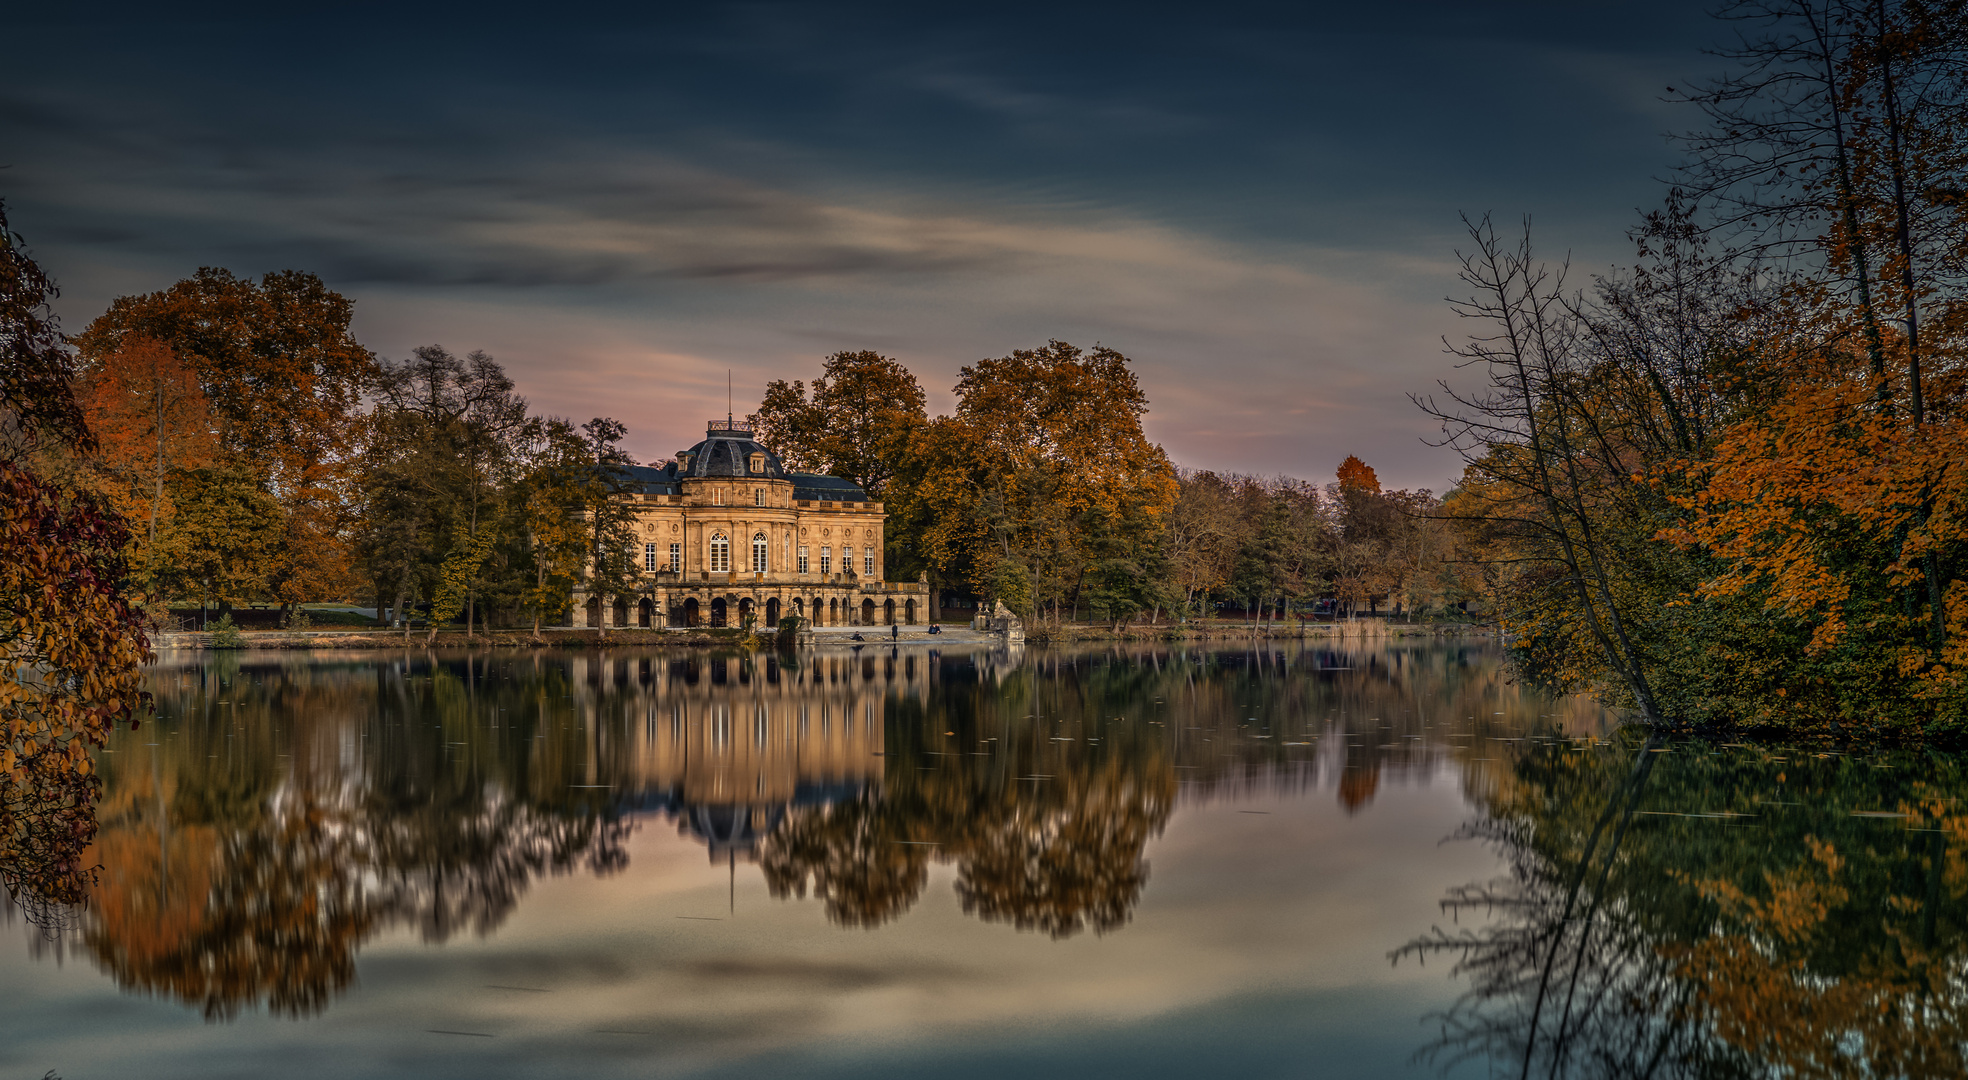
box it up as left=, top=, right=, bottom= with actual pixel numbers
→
left=4, top=641, right=1959, bottom=1079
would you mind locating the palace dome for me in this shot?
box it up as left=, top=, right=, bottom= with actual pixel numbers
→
left=675, top=420, right=787, bottom=479
left=645, top=419, right=869, bottom=502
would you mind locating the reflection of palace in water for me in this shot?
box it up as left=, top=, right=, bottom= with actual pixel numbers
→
left=567, top=651, right=933, bottom=858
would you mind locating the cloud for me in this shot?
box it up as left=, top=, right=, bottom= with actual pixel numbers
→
left=2, top=75, right=1491, bottom=490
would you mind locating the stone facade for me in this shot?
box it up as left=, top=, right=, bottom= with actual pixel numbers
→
left=571, top=419, right=928, bottom=629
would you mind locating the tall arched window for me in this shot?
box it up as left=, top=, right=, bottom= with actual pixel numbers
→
left=709, top=531, right=730, bottom=573
left=752, top=533, right=768, bottom=573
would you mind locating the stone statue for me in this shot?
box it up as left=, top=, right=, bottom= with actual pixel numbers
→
left=989, top=600, right=1025, bottom=643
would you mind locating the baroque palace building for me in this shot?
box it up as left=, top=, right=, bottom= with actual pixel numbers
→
left=571, top=418, right=928, bottom=629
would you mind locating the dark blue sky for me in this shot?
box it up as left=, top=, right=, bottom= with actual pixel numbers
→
left=7, top=0, right=1717, bottom=488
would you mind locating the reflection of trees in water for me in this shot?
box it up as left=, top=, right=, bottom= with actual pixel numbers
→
left=365, top=795, right=630, bottom=944
left=74, top=655, right=631, bottom=1019
left=760, top=755, right=1174, bottom=937
left=88, top=791, right=376, bottom=1019
left=953, top=758, right=1169, bottom=937
left=1400, top=734, right=1968, bottom=1079
left=760, top=796, right=929, bottom=928
left=759, top=640, right=1535, bottom=935
left=44, top=640, right=1574, bottom=1015
left=1027, top=642, right=1583, bottom=813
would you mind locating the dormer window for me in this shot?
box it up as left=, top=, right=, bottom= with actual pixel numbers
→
left=749, top=452, right=765, bottom=473
left=677, top=452, right=691, bottom=471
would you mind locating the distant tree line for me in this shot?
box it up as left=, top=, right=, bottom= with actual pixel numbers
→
left=753, top=345, right=1475, bottom=630
left=27, top=274, right=1475, bottom=637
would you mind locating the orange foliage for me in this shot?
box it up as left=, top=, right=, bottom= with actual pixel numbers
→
left=1336, top=454, right=1380, bottom=494
left=1, top=463, right=152, bottom=906
left=74, top=271, right=378, bottom=604
left=1663, top=368, right=1968, bottom=700
left=72, top=336, right=216, bottom=579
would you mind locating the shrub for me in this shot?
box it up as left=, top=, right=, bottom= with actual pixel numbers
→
left=209, top=614, right=244, bottom=649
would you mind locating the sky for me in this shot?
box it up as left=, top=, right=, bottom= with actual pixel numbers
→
left=5, top=0, right=1721, bottom=491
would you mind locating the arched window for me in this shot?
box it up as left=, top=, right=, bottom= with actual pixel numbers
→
left=752, top=533, right=768, bottom=573
left=709, top=531, right=730, bottom=573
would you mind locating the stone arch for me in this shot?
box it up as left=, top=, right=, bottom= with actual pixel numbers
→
left=827, top=598, right=837, bottom=624
left=738, top=596, right=755, bottom=627
left=683, top=597, right=701, bottom=627
left=638, top=597, right=653, bottom=627
left=905, top=599, right=917, bottom=624
left=585, top=595, right=600, bottom=627
left=862, top=598, right=876, bottom=625
left=710, top=597, right=727, bottom=627
left=883, top=598, right=896, bottom=625
left=612, top=596, right=629, bottom=627
left=766, top=597, right=781, bottom=626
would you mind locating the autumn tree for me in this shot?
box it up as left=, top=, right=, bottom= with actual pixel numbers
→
left=750, top=350, right=927, bottom=498
left=1667, top=0, right=1968, bottom=687
left=1422, top=218, right=1680, bottom=725
left=1329, top=459, right=1438, bottom=619
left=1675, top=0, right=1968, bottom=416
left=892, top=341, right=1178, bottom=628
left=0, top=199, right=150, bottom=913
left=75, top=269, right=379, bottom=610
left=69, top=337, right=216, bottom=589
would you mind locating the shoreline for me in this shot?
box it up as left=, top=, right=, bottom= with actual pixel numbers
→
left=150, top=621, right=1500, bottom=651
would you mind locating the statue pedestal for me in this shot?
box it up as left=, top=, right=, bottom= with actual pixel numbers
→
left=986, top=601, right=1025, bottom=643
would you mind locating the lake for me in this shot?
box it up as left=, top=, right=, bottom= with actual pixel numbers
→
left=4, top=640, right=1960, bottom=1079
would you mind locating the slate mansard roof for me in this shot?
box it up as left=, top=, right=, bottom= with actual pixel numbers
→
left=619, top=421, right=871, bottom=503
